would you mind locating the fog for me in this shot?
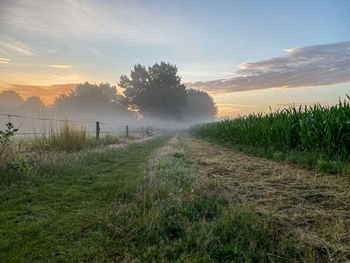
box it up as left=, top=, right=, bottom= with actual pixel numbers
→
left=0, top=82, right=217, bottom=136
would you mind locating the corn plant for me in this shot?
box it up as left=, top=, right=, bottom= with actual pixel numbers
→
left=192, top=96, right=350, bottom=161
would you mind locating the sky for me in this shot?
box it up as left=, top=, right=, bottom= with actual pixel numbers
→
left=0, top=0, right=349, bottom=117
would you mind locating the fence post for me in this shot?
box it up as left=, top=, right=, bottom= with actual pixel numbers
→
left=126, top=125, right=129, bottom=138
left=141, top=126, right=144, bottom=135
left=96, top=121, right=100, bottom=140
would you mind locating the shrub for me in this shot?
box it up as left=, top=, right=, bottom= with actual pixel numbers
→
left=0, top=122, right=19, bottom=167
left=0, top=122, right=18, bottom=147
left=10, top=156, right=31, bottom=175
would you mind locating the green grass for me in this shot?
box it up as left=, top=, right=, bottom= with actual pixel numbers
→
left=0, top=134, right=315, bottom=262
left=28, top=122, right=121, bottom=152
left=191, top=98, right=350, bottom=174
left=0, top=121, right=125, bottom=186
left=0, top=136, right=169, bottom=262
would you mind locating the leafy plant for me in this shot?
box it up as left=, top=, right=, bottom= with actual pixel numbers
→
left=10, top=156, right=31, bottom=175
left=0, top=122, right=18, bottom=146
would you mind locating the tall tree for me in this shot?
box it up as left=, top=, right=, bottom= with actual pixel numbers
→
left=119, top=62, right=187, bottom=120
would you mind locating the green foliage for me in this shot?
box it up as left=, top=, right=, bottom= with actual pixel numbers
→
left=120, top=62, right=187, bottom=120
left=10, top=156, right=31, bottom=175
left=0, top=122, right=18, bottom=146
left=0, top=123, right=31, bottom=180
left=120, top=62, right=217, bottom=121
left=192, top=97, right=350, bottom=174
left=0, top=122, right=20, bottom=174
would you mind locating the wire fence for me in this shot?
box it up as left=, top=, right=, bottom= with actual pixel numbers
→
left=0, top=113, right=145, bottom=138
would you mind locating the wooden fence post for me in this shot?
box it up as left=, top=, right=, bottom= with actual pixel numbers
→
left=126, top=125, right=128, bottom=137
left=141, top=126, right=144, bottom=135
left=96, top=121, right=100, bottom=140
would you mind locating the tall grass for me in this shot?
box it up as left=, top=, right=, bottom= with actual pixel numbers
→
left=192, top=97, right=350, bottom=174
left=32, top=121, right=88, bottom=151
left=0, top=121, right=121, bottom=185
left=26, top=122, right=119, bottom=152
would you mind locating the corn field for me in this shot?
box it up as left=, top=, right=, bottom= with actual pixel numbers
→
left=192, top=97, right=350, bottom=160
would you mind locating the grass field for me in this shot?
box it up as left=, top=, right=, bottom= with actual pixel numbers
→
left=0, top=134, right=317, bottom=262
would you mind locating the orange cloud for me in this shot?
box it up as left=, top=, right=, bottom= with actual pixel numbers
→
left=0, top=58, right=11, bottom=63
left=0, top=83, right=77, bottom=105
left=216, top=103, right=250, bottom=118
left=49, top=65, right=72, bottom=69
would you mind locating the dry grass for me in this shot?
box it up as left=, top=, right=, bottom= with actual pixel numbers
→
left=181, top=134, right=350, bottom=262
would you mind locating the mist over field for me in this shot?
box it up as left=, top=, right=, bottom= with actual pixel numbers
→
left=0, top=62, right=217, bottom=134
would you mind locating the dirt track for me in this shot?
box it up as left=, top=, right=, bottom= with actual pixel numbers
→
left=181, top=134, right=350, bottom=262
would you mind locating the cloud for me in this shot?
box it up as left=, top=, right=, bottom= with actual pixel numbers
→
left=0, top=58, right=11, bottom=63
left=187, top=41, right=350, bottom=94
left=216, top=103, right=252, bottom=118
left=0, top=0, right=187, bottom=44
left=49, top=65, right=72, bottom=69
left=0, top=39, right=34, bottom=55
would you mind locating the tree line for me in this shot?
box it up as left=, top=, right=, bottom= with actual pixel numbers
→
left=0, top=62, right=217, bottom=123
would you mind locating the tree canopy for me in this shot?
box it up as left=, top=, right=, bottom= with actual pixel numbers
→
left=0, top=90, right=24, bottom=110
left=0, top=91, right=45, bottom=115
left=185, top=88, right=217, bottom=122
left=53, top=82, right=133, bottom=119
left=119, top=62, right=216, bottom=121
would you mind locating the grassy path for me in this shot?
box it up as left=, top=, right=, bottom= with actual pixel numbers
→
left=182, top=134, right=350, bottom=262
left=1, top=134, right=318, bottom=262
left=0, top=136, right=169, bottom=262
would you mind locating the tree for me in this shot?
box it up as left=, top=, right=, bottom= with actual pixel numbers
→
left=119, top=62, right=187, bottom=120
left=0, top=90, right=24, bottom=109
left=22, top=96, right=45, bottom=113
left=185, top=89, right=217, bottom=121
left=53, top=82, right=133, bottom=120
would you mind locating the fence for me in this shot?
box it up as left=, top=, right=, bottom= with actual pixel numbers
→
left=0, top=113, right=145, bottom=140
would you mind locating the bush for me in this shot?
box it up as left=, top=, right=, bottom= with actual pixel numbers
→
left=10, top=156, right=31, bottom=175
left=0, top=122, right=18, bottom=147
left=0, top=122, right=19, bottom=167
